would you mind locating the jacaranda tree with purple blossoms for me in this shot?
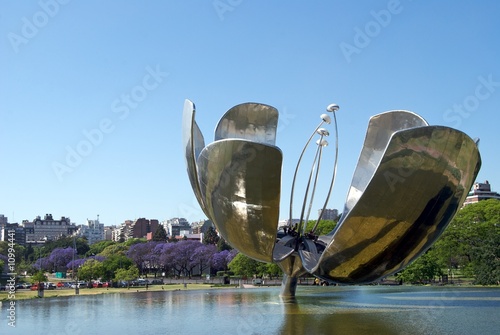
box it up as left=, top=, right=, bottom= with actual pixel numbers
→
left=49, top=247, right=75, bottom=272
left=170, top=240, right=203, bottom=278
left=33, top=256, right=52, bottom=272
left=191, top=243, right=217, bottom=275
left=211, top=249, right=238, bottom=273
left=127, top=241, right=160, bottom=275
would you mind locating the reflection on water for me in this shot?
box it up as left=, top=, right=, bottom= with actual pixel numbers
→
left=1, top=286, right=499, bottom=335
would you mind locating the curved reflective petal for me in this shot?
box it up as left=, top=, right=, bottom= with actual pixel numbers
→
left=342, top=111, right=429, bottom=219
left=182, top=99, right=209, bottom=216
left=302, top=126, right=481, bottom=283
left=197, top=139, right=282, bottom=263
left=214, top=103, right=279, bottom=146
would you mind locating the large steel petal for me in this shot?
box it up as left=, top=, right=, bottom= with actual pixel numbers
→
left=197, top=139, right=282, bottom=263
left=182, top=99, right=209, bottom=216
left=302, top=126, right=481, bottom=283
left=214, top=103, right=279, bottom=146
left=342, top=111, right=429, bottom=218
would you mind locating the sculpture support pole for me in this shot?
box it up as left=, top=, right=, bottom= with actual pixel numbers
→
left=280, top=274, right=299, bottom=298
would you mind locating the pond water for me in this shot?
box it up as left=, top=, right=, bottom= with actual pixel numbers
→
left=1, top=285, right=499, bottom=335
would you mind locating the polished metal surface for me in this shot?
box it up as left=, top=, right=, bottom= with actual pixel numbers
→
left=182, top=99, right=481, bottom=297
left=214, top=103, right=279, bottom=145
left=341, top=111, right=429, bottom=219
left=183, top=99, right=283, bottom=263
left=197, top=139, right=282, bottom=263
left=182, top=99, right=209, bottom=216
left=304, top=126, right=481, bottom=283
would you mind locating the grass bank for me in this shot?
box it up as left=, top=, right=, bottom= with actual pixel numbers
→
left=0, top=283, right=238, bottom=301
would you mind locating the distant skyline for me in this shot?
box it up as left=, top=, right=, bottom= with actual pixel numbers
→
left=2, top=1, right=499, bottom=226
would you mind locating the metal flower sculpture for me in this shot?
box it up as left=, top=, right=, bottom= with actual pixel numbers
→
left=182, top=99, right=481, bottom=297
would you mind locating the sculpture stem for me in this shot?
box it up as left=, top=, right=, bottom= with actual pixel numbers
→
left=313, top=111, right=339, bottom=232
left=280, top=274, right=299, bottom=298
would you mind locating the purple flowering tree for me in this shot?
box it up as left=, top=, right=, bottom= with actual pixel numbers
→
left=191, top=243, right=217, bottom=275
left=127, top=242, right=160, bottom=275
left=211, top=249, right=238, bottom=273
left=49, top=247, right=76, bottom=272
left=66, top=258, right=87, bottom=270
left=171, top=240, right=204, bottom=278
left=33, top=257, right=52, bottom=272
left=158, top=243, right=177, bottom=277
left=149, top=242, right=169, bottom=277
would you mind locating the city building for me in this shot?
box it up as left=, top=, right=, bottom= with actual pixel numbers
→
left=318, top=208, right=339, bottom=221
left=175, top=233, right=202, bottom=241
left=115, top=220, right=134, bottom=242
left=74, top=215, right=105, bottom=245
left=0, top=216, right=26, bottom=246
left=463, top=180, right=500, bottom=206
left=191, top=220, right=215, bottom=234
left=120, top=218, right=159, bottom=240
left=165, top=218, right=191, bottom=237
left=23, top=214, right=77, bottom=245
left=104, top=225, right=115, bottom=241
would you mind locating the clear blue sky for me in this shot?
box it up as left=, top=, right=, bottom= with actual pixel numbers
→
left=1, top=1, right=499, bottom=226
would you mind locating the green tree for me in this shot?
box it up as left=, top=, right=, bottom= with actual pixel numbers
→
left=152, top=225, right=168, bottom=242
left=304, top=220, right=337, bottom=235
left=228, top=253, right=278, bottom=278
left=228, top=253, right=258, bottom=277
left=114, top=265, right=139, bottom=288
left=124, top=238, right=147, bottom=246
left=87, top=240, right=115, bottom=256
left=99, top=244, right=129, bottom=258
left=0, top=241, right=26, bottom=268
left=78, top=259, right=104, bottom=282
left=31, top=271, right=48, bottom=297
left=31, top=271, right=48, bottom=284
left=25, top=243, right=35, bottom=262
left=216, top=237, right=232, bottom=252
left=264, top=263, right=282, bottom=278
left=433, top=199, right=500, bottom=284
left=396, top=251, right=443, bottom=284
left=101, top=254, right=133, bottom=281
left=203, top=226, right=220, bottom=245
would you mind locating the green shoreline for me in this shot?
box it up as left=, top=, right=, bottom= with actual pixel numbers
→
left=0, top=283, right=238, bottom=301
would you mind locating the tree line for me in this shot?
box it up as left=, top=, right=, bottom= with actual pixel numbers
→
left=1, top=200, right=498, bottom=285
left=396, top=199, right=499, bottom=285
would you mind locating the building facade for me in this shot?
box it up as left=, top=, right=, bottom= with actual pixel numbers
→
left=191, top=220, right=215, bottom=234
left=318, top=208, right=339, bottom=221
left=0, top=220, right=26, bottom=247
left=116, top=218, right=159, bottom=240
left=165, top=218, right=191, bottom=237
left=75, top=216, right=105, bottom=245
left=23, top=214, right=77, bottom=245
left=463, top=180, right=500, bottom=206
